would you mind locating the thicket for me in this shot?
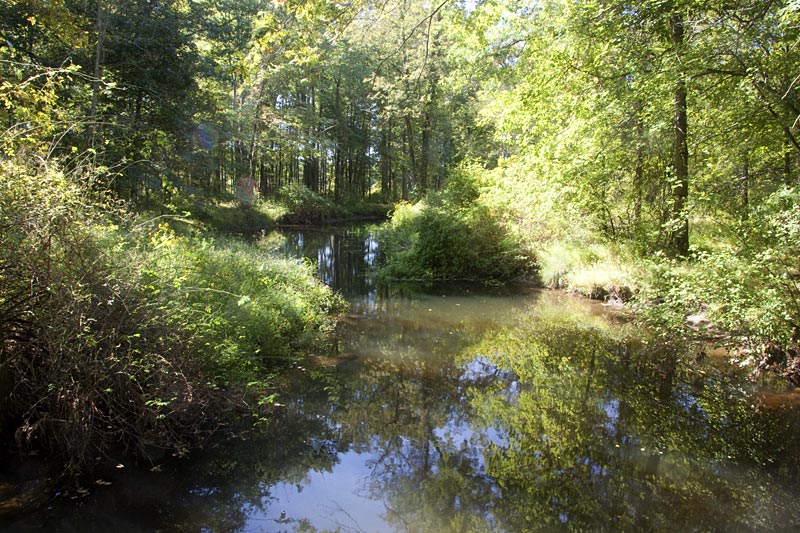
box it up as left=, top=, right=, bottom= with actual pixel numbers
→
left=637, top=187, right=800, bottom=383
left=187, top=199, right=287, bottom=235
left=377, top=167, right=539, bottom=284
left=276, top=183, right=391, bottom=225
left=0, top=156, right=345, bottom=475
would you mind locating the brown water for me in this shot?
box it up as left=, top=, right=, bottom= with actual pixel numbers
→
left=6, top=226, right=800, bottom=532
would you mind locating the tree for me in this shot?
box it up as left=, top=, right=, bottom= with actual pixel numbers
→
left=468, top=0, right=799, bottom=259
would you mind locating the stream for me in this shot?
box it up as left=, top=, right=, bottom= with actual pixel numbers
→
left=6, top=225, right=800, bottom=532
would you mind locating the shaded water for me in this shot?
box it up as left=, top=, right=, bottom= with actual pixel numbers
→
left=7, top=226, right=800, bottom=532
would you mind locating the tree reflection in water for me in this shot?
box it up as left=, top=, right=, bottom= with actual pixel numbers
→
left=8, top=228, right=800, bottom=533
left=248, top=289, right=800, bottom=532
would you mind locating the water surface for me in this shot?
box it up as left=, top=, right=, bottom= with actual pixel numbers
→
left=8, top=225, right=800, bottom=532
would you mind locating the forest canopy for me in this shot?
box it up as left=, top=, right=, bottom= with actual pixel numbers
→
left=3, top=1, right=798, bottom=218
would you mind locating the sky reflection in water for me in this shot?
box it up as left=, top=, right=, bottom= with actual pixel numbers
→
left=8, top=226, right=800, bottom=533
left=238, top=227, right=800, bottom=532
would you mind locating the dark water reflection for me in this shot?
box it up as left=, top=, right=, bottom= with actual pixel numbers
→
left=8, top=226, right=800, bottom=532
left=275, top=226, right=381, bottom=303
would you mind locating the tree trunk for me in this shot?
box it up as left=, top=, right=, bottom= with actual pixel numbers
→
left=88, top=0, right=105, bottom=147
left=632, top=103, right=645, bottom=227
left=420, top=110, right=431, bottom=194
left=404, top=115, right=416, bottom=198
left=741, top=154, right=749, bottom=214
left=379, top=121, right=393, bottom=201
left=785, top=143, right=795, bottom=185
left=669, top=12, right=690, bottom=258
left=334, top=80, right=344, bottom=201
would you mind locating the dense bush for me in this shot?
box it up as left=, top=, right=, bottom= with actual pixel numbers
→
left=0, top=160, right=186, bottom=473
left=276, top=183, right=335, bottom=224
left=378, top=170, right=539, bottom=283
left=275, top=183, right=390, bottom=224
left=639, top=187, right=800, bottom=383
left=0, top=159, right=345, bottom=475
left=471, top=158, right=640, bottom=300
left=137, top=225, right=345, bottom=379
left=188, top=199, right=287, bottom=234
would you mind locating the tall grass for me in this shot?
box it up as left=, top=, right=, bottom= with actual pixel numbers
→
left=538, top=240, right=641, bottom=302
left=0, top=157, right=345, bottom=475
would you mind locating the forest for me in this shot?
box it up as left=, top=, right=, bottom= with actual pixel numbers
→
left=1, top=0, right=800, bottom=494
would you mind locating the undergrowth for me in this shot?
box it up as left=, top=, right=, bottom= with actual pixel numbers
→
left=188, top=199, right=287, bottom=234
left=277, top=183, right=392, bottom=224
left=637, top=187, right=800, bottom=384
left=0, top=157, right=345, bottom=476
left=377, top=168, right=539, bottom=284
left=538, top=239, right=641, bottom=302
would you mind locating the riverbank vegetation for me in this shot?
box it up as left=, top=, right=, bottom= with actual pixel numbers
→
left=0, top=153, right=345, bottom=476
left=2, top=0, right=800, bottom=478
left=377, top=166, right=539, bottom=283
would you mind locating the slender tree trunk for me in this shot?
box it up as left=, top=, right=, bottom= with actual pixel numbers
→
left=404, top=115, right=416, bottom=197
left=785, top=143, right=795, bottom=185
left=669, top=12, right=690, bottom=258
left=401, top=118, right=411, bottom=200
left=420, top=110, right=431, bottom=194
left=334, top=79, right=344, bottom=201
left=361, top=117, right=371, bottom=198
left=632, top=102, right=645, bottom=227
left=741, top=154, right=749, bottom=214
left=259, top=158, right=268, bottom=196
left=379, top=121, right=393, bottom=201
left=88, top=0, right=105, bottom=147
left=305, top=86, right=320, bottom=194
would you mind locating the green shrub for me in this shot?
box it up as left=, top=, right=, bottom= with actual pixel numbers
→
left=378, top=187, right=539, bottom=283
left=273, top=182, right=391, bottom=224
left=277, top=183, right=334, bottom=223
left=0, top=158, right=345, bottom=474
left=136, top=224, right=346, bottom=382
left=189, top=199, right=286, bottom=234
left=0, top=159, right=205, bottom=473
left=639, top=187, right=800, bottom=380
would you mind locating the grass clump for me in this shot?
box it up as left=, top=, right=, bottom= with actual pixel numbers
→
left=538, top=240, right=641, bottom=302
left=138, top=225, right=345, bottom=378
